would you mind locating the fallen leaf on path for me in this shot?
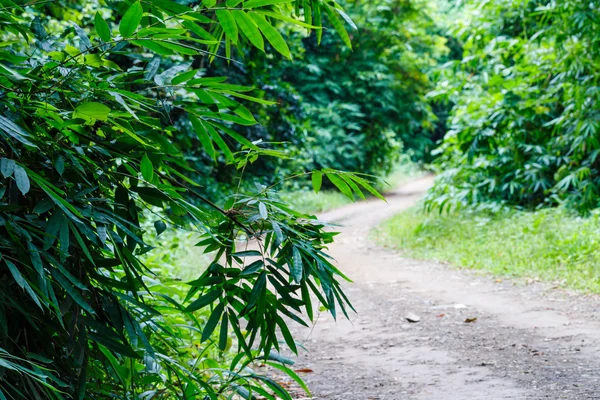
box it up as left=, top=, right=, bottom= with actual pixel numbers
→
left=294, top=368, right=313, bottom=373
left=405, top=312, right=421, bottom=323
left=436, top=313, right=446, bottom=318
left=464, top=317, right=477, bottom=323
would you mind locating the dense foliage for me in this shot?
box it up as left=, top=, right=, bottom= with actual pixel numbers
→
left=190, top=0, right=447, bottom=187
left=285, top=0, right=447, bottom=175
left=0, top=1, right=388, bottom=398
left=426, top=0, right=600, bottom=213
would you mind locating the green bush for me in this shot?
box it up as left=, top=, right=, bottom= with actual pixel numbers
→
left=427, top=0, right=600, bottom=213
left=0, top=1, right=381, bottom=398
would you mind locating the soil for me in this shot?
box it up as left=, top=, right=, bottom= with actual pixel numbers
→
left=286, top=177, right=600, bottom=400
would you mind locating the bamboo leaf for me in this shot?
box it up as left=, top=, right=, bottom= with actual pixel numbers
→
left=232, top=10, right=264, bottom=51
left=323, top=3, right=352, bottom=49
left=250, top=13, right=291, bottom=59
left=140, top=154, right=154, bottom=182
left=258, top=202, right=268, bottom=219
left=0, top=158, right=14, bottom=178
left=291, top=247, right=303, bottom=283
left=244, top=0, right=292, bottom=8
left=94, top=12, right=111, bottom=42
left=13, top=165, right=30, bottom=195
left=326, top=173, right=353, bottom=199
left=119, top=1, right=143, bottom=38
left=189, top=114, right=216, bottom=160
left=5, top=259, right=42, bottom=310
left=185, top=290, right=221, bottom=312
left=216, top=10, right=238, bottom=45
left=73, top=102, right=111, bottom=122
left=201, top=301, right=225, bottom=342
left=312, top=170, right=322, bottom=193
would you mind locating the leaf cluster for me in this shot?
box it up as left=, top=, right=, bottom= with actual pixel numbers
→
left=0, top=0, right=365, bottom=398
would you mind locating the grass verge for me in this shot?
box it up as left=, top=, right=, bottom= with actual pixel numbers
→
left=374, top=207, right=600, bottom=293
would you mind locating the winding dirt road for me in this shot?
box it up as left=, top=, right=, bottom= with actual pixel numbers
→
left=289, top=177, right=600, bottom=400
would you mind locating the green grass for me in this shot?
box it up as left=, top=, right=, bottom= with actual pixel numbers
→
left=143, top=227, right=211, bottom=281
left=374, top=207, right=600, bottom=293
left=279, top=190, right=353, bottom=214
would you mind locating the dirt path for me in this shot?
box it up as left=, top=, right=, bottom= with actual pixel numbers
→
left=288, top=177, right=600, bottom=400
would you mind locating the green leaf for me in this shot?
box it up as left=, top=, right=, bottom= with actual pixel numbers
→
left=323, top=3, right=352, bottom=49
left=303, top=0, right=312, bottom=26
left=5, top=259, right=42, bottom=309
left=0, top=116, right=37, bottom=148
left=140, top=154, right=154, bottom=182
left=52, top=271, right=95, bottom=314
left=258, top=10, right=319, bottom=29
left=340, top=174, right=365, bottom=200
left=131, top=39, right=173, bottom=56
left=154, top=220, right=166, bottom=236
left=201, top=301, right=225, bottom=342
left=119, top=1, right=143, bottom=38
left=216, top=10, right=238, bottom=45
left=246, top=272, right=266, bottom=311
left=266, top=361, right=311, bottom=396
left=185, top=290, right=221, bottom=312
left=326, top=173, right=353, bottom=199
left=28, top=170, right=83, bottom=221
left=181, top=21, right=216, bottom=41
left=218, top=312, right=229, bottom=351
left=258, top=202, right=268, bottom=219
left=250, top=13, right=291, bottom=59
left=144, top=55, right=161, bottom=80
left=54, top=156, right=65, bottom=175
left=154, top=41, right=198, bottom=55
left=266, top=351, right=294, bottom=365
left=312, top=170, right=322, bottom=193
left=240, top=260, right=264, bottom=275
left=244, top=0, right=293, bottom=8
left=44, top=211, right=62, bottom=250
left=28, top=243, right=43, bottom=277
left=13, top=165, right=30, bottom=195
left=271, top=220, right=284, bottom=245
left=73, top=102, right=111, bottom=122
left=350, top=175, right=386, bottom=201
left=232, top=10, right=264, bottom=51
left=233, top=250, right=262, bottom=257
left=189, top=114, right=216, bottom=160
left=205, top=123, right=234, bottom=162
left=291, top=247, right=303, bottom=283
left=171, top=69, right=197, bottom=85
left=335, top=8, right=357, bottom=30
left=275, top=316, right=297, bottom=353
left=0, top=158, right=14, bottom=178
left=94, top=12, right=111, bottom=42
